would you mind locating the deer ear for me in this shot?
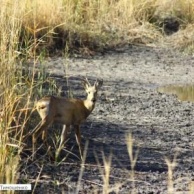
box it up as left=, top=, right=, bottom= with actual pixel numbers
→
left=82, top=81, right=89, bottom=89
left=82, top=78, right=91, bottom=89
left=95, top=79, right=103, bottom=89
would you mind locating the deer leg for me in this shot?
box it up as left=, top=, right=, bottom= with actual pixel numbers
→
left=41, top=127, right=50, bottom=152
left=32, top=116, right=53, bottom=154
left=74, top=125, right=83, bottom=160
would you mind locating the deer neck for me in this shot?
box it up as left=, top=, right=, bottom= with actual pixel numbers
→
left=83, top=99, right=95, bottom=113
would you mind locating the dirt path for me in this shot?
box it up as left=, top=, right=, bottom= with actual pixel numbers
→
left=21, top=45, right=194, bottom=193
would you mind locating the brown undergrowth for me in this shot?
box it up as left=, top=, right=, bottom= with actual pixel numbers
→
left=5, top=0, right=194, bottom=56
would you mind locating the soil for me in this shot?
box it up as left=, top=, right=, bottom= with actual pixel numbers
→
left=20, top=45, right=194, bottom=194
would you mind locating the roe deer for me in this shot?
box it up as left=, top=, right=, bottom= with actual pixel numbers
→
left=33, top=78, right=103, bottom=159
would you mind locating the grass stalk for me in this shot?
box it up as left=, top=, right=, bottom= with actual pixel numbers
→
left=164, top=152, right=178, bottom=194
left=95, top=151, right=112, bottom=194
left=102, top=152, right=112, bottom=194
left=126, top=133, right=139, bottom=193
left=75, top=141, right=89, bottom=194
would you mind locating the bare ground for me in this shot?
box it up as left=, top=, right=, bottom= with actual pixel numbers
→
left=20, top=45, right=194, bottom=194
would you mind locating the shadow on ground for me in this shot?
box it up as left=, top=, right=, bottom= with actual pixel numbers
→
left=20, top=48, right=194, bottom=193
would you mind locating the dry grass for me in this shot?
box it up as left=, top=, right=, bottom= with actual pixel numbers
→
left=1, top=0, right=194, bottom=54
left=126, top=133, right=139, bottom=193
left=155, top=0, right=194, bottom=23
left=0, top=0, right=59, bottom=190
left=0, top=1, right=23, bottom=190
left=165, top=153, right=178, bottom=194
left=2, top=0, right=194, bottom=54
left=166, top=24, right=194, bottom=53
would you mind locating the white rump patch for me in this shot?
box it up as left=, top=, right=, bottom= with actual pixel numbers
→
left=38, top=100, right=50, bottom=118
left=43, top=101, right=50, bottom=116
left=41, top=101, right=50, bottom=107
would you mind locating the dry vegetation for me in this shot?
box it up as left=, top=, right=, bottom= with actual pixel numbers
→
left=5, top=0, right=194, bottom=55
left=1, top=0, right=194, bottom=193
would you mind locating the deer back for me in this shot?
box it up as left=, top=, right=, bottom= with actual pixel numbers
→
left=36, top=96, right=92, bottom=125
left=53, top=97, right=91, bottom=125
